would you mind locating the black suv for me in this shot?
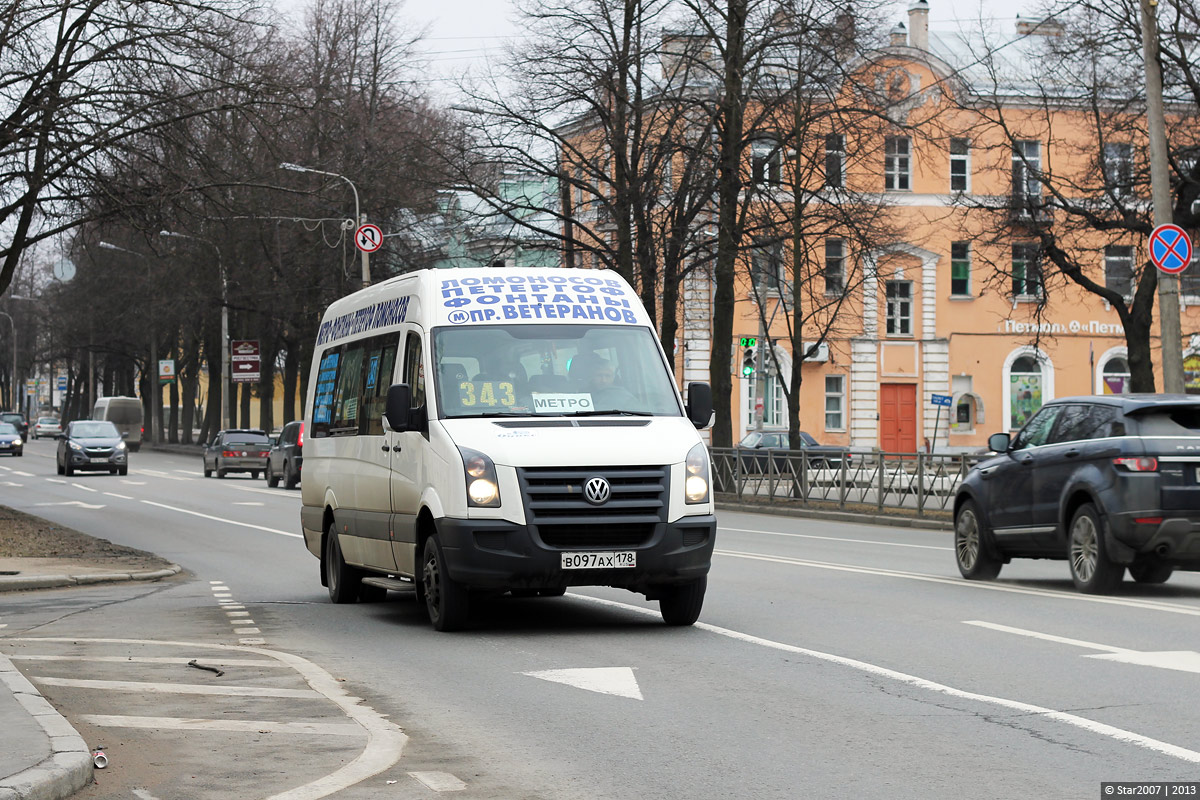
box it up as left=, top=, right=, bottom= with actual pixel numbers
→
left=954, top=394, right=1200, bottom=594
left=265, top=420, right=302, bottom=489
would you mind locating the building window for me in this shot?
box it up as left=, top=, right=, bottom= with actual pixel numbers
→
left=825, top=134, right=844, bottom=188
left=950, top=138, right=970, bottom=192
left=1183, top=256, right=1200, bottom=297
left=1009, top=355, right=1044, bottom=429
left=824, top=374, right=845, bottom=430
left=751, top=139, right=782, bottom=187
left=1101, top=355, right=1130, bottom=394
left=885, top=136, right=911, bottom=191
left=824, top=238, right=844, bottom=295
left=1012, top=140, right=1041, bottom=202
left=1104, top=245, right=1134, bottom=297
left=752, top=240, right=783, bottom=293
left=1102, top=142, right=1133, bottom=196
left=1012, top=243, right=1042, bottom=298
left=950, top=241, right=971, bottom=296
left=885, top=280, right=912, bottom=335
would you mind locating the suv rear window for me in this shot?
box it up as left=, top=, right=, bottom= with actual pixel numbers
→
left=1133, top=406, right=1200, bottom=436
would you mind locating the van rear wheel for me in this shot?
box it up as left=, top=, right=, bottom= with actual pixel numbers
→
left=422, top=534, right=469, bottom=631
left=324, top=527, right=363, bottom=604
left=659, top=577, right=706, bottom=626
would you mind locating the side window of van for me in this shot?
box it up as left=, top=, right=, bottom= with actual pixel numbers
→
left=311, top=332, right=403, bottom=439
left=403, top=333, right=425, bottom=409
left=311, top=350, right=341, bottom=438
left=361, top=340, right=398, bottom=436
left=331, top=347, right=365, bottom=434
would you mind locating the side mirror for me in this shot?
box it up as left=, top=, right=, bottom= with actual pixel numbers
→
left=686, top=382, right=713, bottom=429
left=384, top=384, right=412, bottom=432
left=988, top=432, right=1011, bottom=453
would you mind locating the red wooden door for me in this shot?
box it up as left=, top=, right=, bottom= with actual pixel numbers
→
left=880, top=383, right=917, bottom=453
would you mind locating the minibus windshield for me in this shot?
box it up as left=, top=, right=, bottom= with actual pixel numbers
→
left=432, top=324, right=682, bottom=419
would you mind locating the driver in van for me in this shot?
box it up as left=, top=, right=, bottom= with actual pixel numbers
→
left=570, top=352, right=637, bottom=409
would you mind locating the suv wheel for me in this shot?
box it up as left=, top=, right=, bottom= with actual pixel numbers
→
left=266, top=462, right=279, bottom=487
left=1129, top=560, right=1173, bottom=585
left=1067, top=503, right=1124, bottom=594
left=954, top=500, right=1002, bottom=580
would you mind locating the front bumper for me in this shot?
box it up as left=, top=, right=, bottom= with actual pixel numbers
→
left=435, top=514, right=716, bottom=592
left=0, top=442, right=22, bottom=455
left=65, top=450, right=126, bottom=470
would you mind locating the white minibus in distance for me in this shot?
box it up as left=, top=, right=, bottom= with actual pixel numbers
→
left=300, top=267, right=715, bottom=630
left=92, top=396, right=144, bottom=451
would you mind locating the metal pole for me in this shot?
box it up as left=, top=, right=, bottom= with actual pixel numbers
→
left=1141, top=0, right=1185, bottom=392
left=360, top=212, right=371, bottom=289
left=220, top=260, right=230, bottom=431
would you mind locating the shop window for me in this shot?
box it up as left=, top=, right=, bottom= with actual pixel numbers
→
left=824, top=374, right=845, bottom=430
left=885, top=280, right=912, bottom=335
left=950, top=138, right=970, bottom=192
left=950, top=241, right=970, bottom=296
left=1008, top=354, right=1046, bottom=430
left=1186, top=352, right=1200, bottom=394
left=885, top=136, right=911, bottom=191
left=1101, top=355, right=1130, bottom=394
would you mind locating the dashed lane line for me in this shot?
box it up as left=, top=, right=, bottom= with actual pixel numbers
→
left=141, top=500, right=301, bottom=538
left=719, top=525, right=950, bottom=550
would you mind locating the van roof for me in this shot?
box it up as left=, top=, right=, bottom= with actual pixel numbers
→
left=314, top=268, right=650, bottom=350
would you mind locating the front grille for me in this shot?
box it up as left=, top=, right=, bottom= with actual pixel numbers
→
left=518, top=465, right=667, bottom=548
left=84, top=447, right=113, bottom=457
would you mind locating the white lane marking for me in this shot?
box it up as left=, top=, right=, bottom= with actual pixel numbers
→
left=240, top=638, right=266, bottom=645
left=569, top=595, right=1200, bottom=764
left=103, top=492, right=133, bottom=500
left=965, top=621, right=1200, bottom=674
left=521, top=667, right=643, bottom=700
left=235, top=628, right=261, bottom=635
left=209, top=581, right=225, bottom=585
left=120, top=480, right=147, bottom=485
left=719, top=525, right=949, bottom=551
left=1, top=481, right=20, bottom=487
left=140, top=500, right=301, bottom=538
left=233, top=484, right=302, bottom=499
left=46, top=478, right=66, bottom=484
left=0, top=624, right=7, bottom=629
left=409, top=772, right=467, bottom=792
left=80, top=715, right=363, bottom=736
left=71, top=482, right=97, bottom=492
left=10, top=655, right=279, bottom=667
left=226, top=611, right=251, bottom=617
left=11, top=471, right=33, bottom=477
left=33, top=677, right=320, bottom=699
left=716, top=549, right=1200, bottom=617
left=33, top=501, right=105, bottom=510
left=0, top=464, right=8, bottom=470
left=12, top=635, right=408, bottom=800
left=234, top=501, right=265, bottom=506
left=174, top=469, right=198, bottom=475
left=132, top=789, right=160, bottom=800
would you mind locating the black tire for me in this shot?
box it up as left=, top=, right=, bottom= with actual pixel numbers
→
left=118, top=466, right=127, bottom=476
left=250, top=470, right=260, bottom=480
left=266, top=462, right=279, bottom=487
left=284, top=462, right=299, bottom=490
left=217, top=468, right=227, bottom=479
left=954, top=499, right=1003, bottom=580
left=64, top=462, right=74, bottom=477
left=422, top=534, right=470, bottom=631
left=659, top=577, right=706, bottom=626
left=1068, top=503, right=1124, bottom=594
left=324, top=526, right=362, bottom=604
left=110, top=468, right=117, bottom=475
left=539, top=587, right=567, bottom=597
left=56, top=458, right=64, bottom=475
left=1129, top=560, right=1173, bottom=584
left=203, top=461, right=212, bottom=478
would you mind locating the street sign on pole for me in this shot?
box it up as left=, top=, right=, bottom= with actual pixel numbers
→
left=355, top=223, right=383, bottom=253
left=231, top=340, right=260, bottom=383
left=931, top=393, right=952, bottom=407
left=930, top=394, right=952, bottom=454
left=1148, top=224, right=1193, bottom=275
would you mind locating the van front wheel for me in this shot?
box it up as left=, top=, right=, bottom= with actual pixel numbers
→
left=422, top=534, right=469, bottom=631
left=659, top=577, right=706, bottom=626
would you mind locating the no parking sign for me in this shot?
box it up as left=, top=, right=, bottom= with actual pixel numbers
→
left=1148, top=224, right=1193, bottom=275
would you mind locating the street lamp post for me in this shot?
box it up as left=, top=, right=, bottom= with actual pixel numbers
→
left=0, top=312, right=15, bottom=411
left=160, top=231, right=229, bottom=431
left=99, top=242, right=159, bottom=444
left=279, top=162, right=371, bottom=289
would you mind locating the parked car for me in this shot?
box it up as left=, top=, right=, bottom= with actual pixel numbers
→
left=953, top=394, right=1200, bottom=594
left=203, top=429, right=270, bottom=479
left=265, top=420, right=303, bottom=489
left=0, top=412, right=28, bottom=440
left=56, top=419, right=128, bottom=476
left=735, top=429, right=853, bottom=471
left=32, top=417, right=62, bottom=439
left=0, top=422, right=23, bottom=456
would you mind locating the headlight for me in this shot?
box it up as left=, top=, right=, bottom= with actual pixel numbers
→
left=115, top=441, right=127, bottom=451
left=12, top=438, right=20, bottom=446
left=459, top=447, right=500, bottom=507
left=69, top=441, right=83, bottom=451
left=685, top=442, right=710, bottom=504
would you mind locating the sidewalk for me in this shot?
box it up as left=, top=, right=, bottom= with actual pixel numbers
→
left=0, top=489, right=945, bottom=799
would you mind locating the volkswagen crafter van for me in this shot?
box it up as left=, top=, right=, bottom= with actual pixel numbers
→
left=301, top=267, right=716, bottom=630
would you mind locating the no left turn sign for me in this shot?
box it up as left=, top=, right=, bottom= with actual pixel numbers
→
left=355, top=223, right=383, bottom=253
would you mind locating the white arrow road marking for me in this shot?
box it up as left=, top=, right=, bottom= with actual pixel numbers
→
left=569, top=594, right=1200, bottom=764
left=965, top=621, right=1200, bottom=675
left=409, top=772, right=468, bottom=792
left=71, top=482, right=97, bottom=492
left=33, top=501, right=105, bottom=510
left=521, top=667, right=643, bottom=700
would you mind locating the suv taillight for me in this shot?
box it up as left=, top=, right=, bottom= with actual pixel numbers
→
left=1113, top=457, right=1158, bottom=472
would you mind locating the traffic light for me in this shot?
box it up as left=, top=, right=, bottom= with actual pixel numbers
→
left=741, top=346, right=756, bottom=378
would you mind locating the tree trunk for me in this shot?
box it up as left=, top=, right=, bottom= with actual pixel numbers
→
left=283, top=338, right=299, bottom=424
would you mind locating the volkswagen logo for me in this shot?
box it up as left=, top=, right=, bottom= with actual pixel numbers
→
left=583, top=476, right=612, bottom=505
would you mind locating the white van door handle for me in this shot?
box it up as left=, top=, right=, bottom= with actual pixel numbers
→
left=380, top=445, right=390, bottom=453
left=391, top=445, right=402, bottom=452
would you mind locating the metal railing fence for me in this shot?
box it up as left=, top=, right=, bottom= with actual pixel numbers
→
left=709, top=447, right=983, bottom=516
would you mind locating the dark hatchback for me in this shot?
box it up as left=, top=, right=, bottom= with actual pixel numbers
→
left=0, top=412, right=27, bottom=440
left=265, top=420, right=302, bottom=489
left=736, top=429, right=853, bottom=471
left=203, top=429, right=270, bottom=479
left=56, top=420, right=128, bottom=476
left=954, top=394, right=1200, bottom=593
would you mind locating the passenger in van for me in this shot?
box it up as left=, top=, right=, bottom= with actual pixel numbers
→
left=570, top=352, right=637, bottom=409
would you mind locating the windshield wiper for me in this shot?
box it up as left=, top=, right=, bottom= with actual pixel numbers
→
left=455, top=411, right=530, bottom=418
left=562, top=409, right=654, bottom=417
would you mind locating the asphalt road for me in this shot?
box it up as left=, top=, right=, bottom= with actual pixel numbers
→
left=2, top=437, right=1199, bottom=799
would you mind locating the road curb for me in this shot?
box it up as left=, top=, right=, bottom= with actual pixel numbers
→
left=0, top=654, right=92, bottom=800
left=715, top=501, right=953, bottom=531
left=0, top=565, right=182, bottom=593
